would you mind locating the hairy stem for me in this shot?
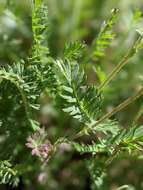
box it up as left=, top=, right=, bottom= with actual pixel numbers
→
left=93, top=88, right=143, bottom=126
left=133, top=105, right=143, bottom=125
left=99, top=35, right=142, bottom=90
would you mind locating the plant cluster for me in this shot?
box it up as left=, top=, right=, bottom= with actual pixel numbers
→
left=0, top=0, right=143, bottom=189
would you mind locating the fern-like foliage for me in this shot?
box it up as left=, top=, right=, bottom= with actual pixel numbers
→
left=1, top=1, right=143, bottom=189
left=109, top=125, right=143, bottom=153
left=0, top=64, right=31, bottom=121
left=31, top=0, right=49, bottom=64
left=86, top=158, right=106, bottom=190
left=55, top=59, right=102, bottom=124
left=0, top=0, right=57, bottom=168
left=0, top=0, right=58, bottom=129
left=73, top=141, right=108, bottom=155
left=0, top=62, right=41, bottom=130
left=0, top=160, right=19, bottom=187
left=92, top=119, right=119, bottom=135
left=64, top=41, right=86, bottom=60
left=30, top=0, right=58, bottom=94
left=73, top=125, right=143, bottom=156
left=92, top=8, right=119, bottom=60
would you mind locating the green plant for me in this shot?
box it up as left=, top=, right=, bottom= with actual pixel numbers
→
left=0, top=0, right=143, bottom=189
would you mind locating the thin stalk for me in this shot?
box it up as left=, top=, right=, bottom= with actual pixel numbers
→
left=92, top=88, right=143, bottom=127
left=74, top=88, right=143, bottom=139
left=6, top=0, right=10, bottom=7
left=71, top=0, right=82, bottom=39
left=99, top=35, right=142, bottom=90
left=133, top=105, right=143, bottom=125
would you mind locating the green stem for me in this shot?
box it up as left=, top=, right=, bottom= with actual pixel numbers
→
left=92, top=88, right=143, bottom=127
left=99, top=35, right=142, bottom=90
left=133, top=105, right=143, bottom=125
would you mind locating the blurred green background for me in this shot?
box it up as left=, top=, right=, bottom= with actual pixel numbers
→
left=0, top=0, right=143, bottom=189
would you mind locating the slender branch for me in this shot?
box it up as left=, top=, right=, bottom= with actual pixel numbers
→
left=133, top=105, right=143, bottom=125
left=92, top=88, right=143, bottom=127
left=99, top=35, right=142, bottom=90
left=74, top=88, right=143, bottom=139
